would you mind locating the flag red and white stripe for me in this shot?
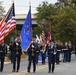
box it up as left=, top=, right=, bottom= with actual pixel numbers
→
left=40, top=31, right=45, bottom=44
left=4, top=17, right=16, bottom=36
left=0, top=17, right=6, bottom=43
left=0, top=17, right=16, bottom=43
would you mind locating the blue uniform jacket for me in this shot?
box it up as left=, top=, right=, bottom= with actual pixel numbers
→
left=0, top=43, right=7, bottom=58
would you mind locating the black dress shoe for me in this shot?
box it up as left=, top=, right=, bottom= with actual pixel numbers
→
left=27, top=70, right=30, bottom=73
left=16, top=70, right=19, bottom=72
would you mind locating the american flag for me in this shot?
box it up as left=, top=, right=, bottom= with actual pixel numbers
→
left=40, top=31, right=45, bottom=44
left=0, top=2, right=16, bottom=44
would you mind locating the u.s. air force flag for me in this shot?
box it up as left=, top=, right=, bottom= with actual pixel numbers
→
left=20, top=6, right=32, bottom=50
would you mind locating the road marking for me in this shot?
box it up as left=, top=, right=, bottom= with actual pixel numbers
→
left=8, top=64, right=48, bottom=75
left=8, top=62, right=72, bottom=75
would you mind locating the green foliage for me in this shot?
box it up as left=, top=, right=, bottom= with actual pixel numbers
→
left=36, top=1, right=57, bottom=36
left=0, top=1, right=5, bottom=18
left=57, top=0, right=76, bottom=14
left=33, top=26, right=42, bottom=35
left=54, top=0, right=76, bottom=44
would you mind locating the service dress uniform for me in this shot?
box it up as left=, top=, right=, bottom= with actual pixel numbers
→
left=27, top=43, right=37, bottom=73
left=9, top=42, right=14, bottom=63
left=56, top=44, right=62, bottom=64
left=68, top=43, right=73, bottom=62
left=12, top=41, right=22, bottom=72
left=62, top=43, right=68, bottom=62
left=40, top=45, right=46, bottom=65
left=47, top=41, right=55, bottom=73
left=36, top=44, right=40, bottom=64
left=74, top=45, right=76, bottom=58
left=0, top=43, right=7, bottom=72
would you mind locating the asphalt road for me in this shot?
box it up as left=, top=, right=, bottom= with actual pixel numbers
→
left=0, top=54, right=76, bottom=75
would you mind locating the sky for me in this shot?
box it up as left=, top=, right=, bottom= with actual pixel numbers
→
left=1, top=0, right=57, bottom=14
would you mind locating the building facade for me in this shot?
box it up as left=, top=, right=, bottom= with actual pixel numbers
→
left=16, top=14, right=38, bottom=30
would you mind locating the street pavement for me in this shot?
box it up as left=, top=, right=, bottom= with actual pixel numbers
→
left=0, top=54, right=76, bottom=75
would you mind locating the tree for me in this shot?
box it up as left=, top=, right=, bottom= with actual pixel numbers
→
left=57, top=0, right=76, bottom=14
left=33, top=26, right=42, bottom=35
left=0, top=1, right=5, bottom=19
left=36, top=0, right=76, bottom=45
left=54, top=0, right=76, bottom=44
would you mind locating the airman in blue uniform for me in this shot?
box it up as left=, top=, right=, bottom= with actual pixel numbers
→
left=27, top=36, right=37, bottom=73
left=36, top=44, right=40, bottom=64
left=62, top=42, right=68, bottom=62
left=40, top=44, right=46, bottom=65
left=11, top=37, right=22, bottom=72
left=47, top=40, right=55, bottom=73
left=56, top=41, right=62, bottom=64
left=68, top=41, right=73, bottom=62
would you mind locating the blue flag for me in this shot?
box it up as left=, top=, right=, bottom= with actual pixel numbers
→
left=20, top=6, right=32, bottom=50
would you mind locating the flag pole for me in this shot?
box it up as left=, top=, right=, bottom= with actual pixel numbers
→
left=0, top=3, right=13, bottom=27
left=29, top=2, right=31, bottom=7
left=24, top=2, right=32, bottom=52
left=6, top=0, right=15, bottom=19
left=0, top=1, right=15, bottom=44
left=27, top=2, right=32, bottom=51
left=29, top=2, right=33, bottom=37
left=21, top=3, right=32, bottom=52
left=12, top=0, right=17, bottom=38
